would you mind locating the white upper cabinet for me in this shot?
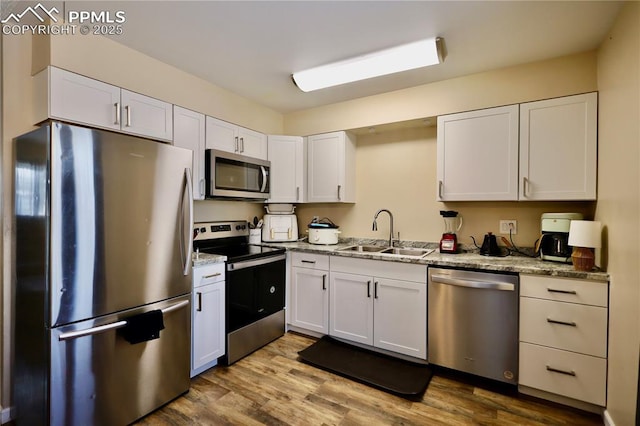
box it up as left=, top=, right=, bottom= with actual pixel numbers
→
left=205, top=116, right=267, bottom=160
left=238, top=127, right=268, bottom=159
left=173, top=106, right=206, bottom=200
left=267, top=135, right=305, bottom=203
left=437, top=105, right=519, bottom=201
left=519, top=92, right=597, bottom=200
left=46, top=67, right=121, bottom=131
left=307, top=131, right=356, bottom=203
left=436, top=92, right=598, bottom=201
left=35, top=67, right=173, bottom=142
left=119, top=90, right=173, bottom=141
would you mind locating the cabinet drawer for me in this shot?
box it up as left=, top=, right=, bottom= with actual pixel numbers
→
left=193, top=263, right=225, bottom=288
left=331, top=256, right=426, bottom=283
left=519, top=342, right=606, bottom=406
left=520, top=297, right=607, bottom=357
left=291, top=252, right=329, bottom=270
left=520, top=274, right=608, bottom=307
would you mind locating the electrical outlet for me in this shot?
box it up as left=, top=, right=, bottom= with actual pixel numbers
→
left=499, top=220, right=518, bottom=235
left=312, top=215, right=319, bottom=222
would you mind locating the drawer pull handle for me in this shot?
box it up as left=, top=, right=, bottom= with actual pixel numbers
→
left=546, top=365, right=576, bottom=376
left=322, top=274, right=327, bottom=290
left=546, top=318, right=577, bottom=327
left=367, top=281, right=371, bottom=298
left=204, top=272, right=222, bottom=279
left=547, top=288, right=577, bottom=295
left=301, top=260, right=316, bottom=264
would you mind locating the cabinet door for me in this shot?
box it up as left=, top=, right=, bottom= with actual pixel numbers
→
left=290, top=267, right=329, bottom=333
left=174, top=106, right=206, bottom=200
left=120, top=90, right=173, bottom=141
left=268, top=135, right=305, bottom=203
left=238, top=127, right=267, bottom=160
left=519, top=92, right=597, bottom=200
left=307, top=132, right=344, bottom=202
left=49, top=67, right=121, bottom=131
left=329, top=272, right=373, bottom=345
left=374, top=278, right=427, bottom=359
left=437, top=105, right=519, bottom=201
left=206, top=116, right=239, bottom=153
left=192, top=281, right=225, bottom=375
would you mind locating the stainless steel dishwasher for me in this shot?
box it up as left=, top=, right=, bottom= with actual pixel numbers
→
left=428, top=267, right=518, bottom=384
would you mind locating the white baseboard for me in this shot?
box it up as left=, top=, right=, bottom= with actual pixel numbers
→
left=603, top=409, right=615, bottom=426
left=1, top=406, right=14, bottom=424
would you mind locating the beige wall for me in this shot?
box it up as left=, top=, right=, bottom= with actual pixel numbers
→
left=284, top=51, right=598, bottom=136
left=595, top=2, right=640, bottom=425
left=292, top=54, right=599, bottom=247
left=296, top=126, right=594, bottom=247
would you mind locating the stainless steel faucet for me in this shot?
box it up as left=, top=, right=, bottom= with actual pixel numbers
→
left=372, top=209, right=395, bottom=247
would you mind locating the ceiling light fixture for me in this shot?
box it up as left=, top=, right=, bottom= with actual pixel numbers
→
left=292, top=37, right=444, bottom=92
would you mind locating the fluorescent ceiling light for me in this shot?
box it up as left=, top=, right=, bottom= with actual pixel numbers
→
left=292, top=37, right=444, bottom=92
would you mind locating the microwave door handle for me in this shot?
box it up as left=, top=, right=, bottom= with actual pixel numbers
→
left=260, top=166, right=268, bottom=192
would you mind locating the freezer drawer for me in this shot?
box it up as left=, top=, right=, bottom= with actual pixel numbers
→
left=428, top=268, right=519, bottom=384
left=48, top=295, right=191, bottom=426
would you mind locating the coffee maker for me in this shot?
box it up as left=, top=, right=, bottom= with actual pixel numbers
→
left=539, top=213, right=583, bottom=263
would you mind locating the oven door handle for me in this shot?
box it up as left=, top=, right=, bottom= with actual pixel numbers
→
left=227, top=254, right=286, bottom=271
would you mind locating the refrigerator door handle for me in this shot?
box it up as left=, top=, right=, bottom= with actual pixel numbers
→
left=181, top=168, right=194, bottom=276
left=161, top=299, right=190, bottom=315
left=59, top=320, right=128, bottom=341
left=58, top=300, right=190, bottom=341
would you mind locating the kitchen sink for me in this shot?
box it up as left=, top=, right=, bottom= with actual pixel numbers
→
left=337, top=245, right=386, bottom=253
left=336, top=245, right=434, bottom=258
left=380, top=247, right=434, bottom=258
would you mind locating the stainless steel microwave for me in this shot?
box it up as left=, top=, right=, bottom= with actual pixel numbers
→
left=205, top=149, right=270, bottom=200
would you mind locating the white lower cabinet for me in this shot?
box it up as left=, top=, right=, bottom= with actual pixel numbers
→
left=519, top=274, right=608, bottom=407
left=191, top=263, right=225, bottom=377
left=329, top=257, right=427, bottom=359
left=289, top=253, right=330, bottom=334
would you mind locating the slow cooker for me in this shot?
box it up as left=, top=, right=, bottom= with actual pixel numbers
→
left=307, top=218, right=341, bottom=245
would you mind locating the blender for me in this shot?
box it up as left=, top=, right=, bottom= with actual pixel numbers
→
left=440, top=210, right=462, bottom=253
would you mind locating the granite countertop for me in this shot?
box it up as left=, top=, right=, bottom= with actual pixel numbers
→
left=192, top=252, right=226, bottom=267
left=262, top=240, right=609, bottom=282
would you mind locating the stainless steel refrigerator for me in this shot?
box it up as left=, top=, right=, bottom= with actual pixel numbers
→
left=14, top=122, right=194, bottom=425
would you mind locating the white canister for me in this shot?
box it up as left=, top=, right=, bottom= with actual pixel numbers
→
left=249, top=229, right=261, bottom=244
left=307, top=227, right=341, bottom=245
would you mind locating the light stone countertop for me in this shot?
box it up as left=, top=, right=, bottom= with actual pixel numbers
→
left=261, top=240, right=609, bottom=282
left=192, top=252, right=226, bottom=267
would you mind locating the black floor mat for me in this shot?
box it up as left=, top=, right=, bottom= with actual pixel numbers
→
left=298, top=336, right=433, bottom=398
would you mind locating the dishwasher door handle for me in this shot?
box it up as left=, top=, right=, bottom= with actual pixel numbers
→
left=431, top=275, right=515, bottom=291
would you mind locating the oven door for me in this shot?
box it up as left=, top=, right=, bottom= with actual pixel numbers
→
left=205, top=149, right=270, bottom=200
left=226, top=254, right=286, bottom=332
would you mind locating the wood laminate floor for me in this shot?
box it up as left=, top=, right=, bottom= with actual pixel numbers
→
left=135, top=332, right=603, bottom=425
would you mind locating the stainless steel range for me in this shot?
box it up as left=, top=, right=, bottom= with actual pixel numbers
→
left=193, top=221, right=286, bottom=365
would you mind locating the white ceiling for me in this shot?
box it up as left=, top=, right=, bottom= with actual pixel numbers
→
left=65, top=1, right=625, bottom=113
